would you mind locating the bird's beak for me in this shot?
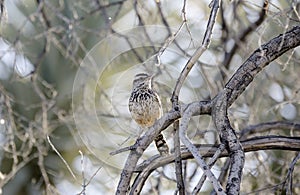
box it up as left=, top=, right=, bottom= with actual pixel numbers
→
left=150, top=73, right=158, bottom=79
left=146, top=74, right=153, bottom=81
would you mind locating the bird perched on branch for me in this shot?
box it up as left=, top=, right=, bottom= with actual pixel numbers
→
left=129, top=73, right=169, bottom=155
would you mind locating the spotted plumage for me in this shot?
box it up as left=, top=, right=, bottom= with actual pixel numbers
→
left=129, top=73, right=169, bottom=155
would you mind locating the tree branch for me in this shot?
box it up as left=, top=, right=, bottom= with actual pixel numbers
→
left=192, top=143, right=226, bottom=195
left=135, top=135, right=300, bottom=172
left=211, top=25, right=300, bottom=194
left=116, top=25, right=300, bottom=195
left=225, top=25, right=300, bottom=106
left=240, top=121, right=300, bottom=139
left=116, top=110, right=181, bottom=194
left=171, top=0, right=221, bottom=104
left=222, top=0, right=269, bottom=75
left=131, top=136, right=300, bottom=194
left=180, top=101, right=225, bottom=194
left=212, top=90, right=245, bottom=195
left=173, top=120, right=185, bottom=194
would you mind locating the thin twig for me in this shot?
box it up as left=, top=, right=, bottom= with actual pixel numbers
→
left=283, top=152, right=300, bottom=194
left=171, top=0, right=221, bottom=103
left=222, top=0, right=269, bottom=74
left=47, top=135, right=78, bottom=181
left=109, top=144, right=137, bottom=155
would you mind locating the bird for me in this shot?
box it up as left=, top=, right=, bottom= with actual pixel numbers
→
left=129, top=73, right=169, bottom=155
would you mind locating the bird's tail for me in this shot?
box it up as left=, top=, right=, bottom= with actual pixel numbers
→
left=154, top=133, right=169, bottom=155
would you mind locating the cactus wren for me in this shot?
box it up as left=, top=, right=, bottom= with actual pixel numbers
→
left=129, top=73, right=169, bottom=155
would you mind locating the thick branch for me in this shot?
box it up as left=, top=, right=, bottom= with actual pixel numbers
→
left=225, top=25, right=300, bottom=105
left=116, top=101, right=211, bottom=194
left=116, top=26, right=300, bottom=195
left=209, top=26, right=300, bottom=193
left=116, top=110, right=180, bottom=194
left=212, top=90, right=245, bottom=195
left=173, top=120, right=185, bottom=194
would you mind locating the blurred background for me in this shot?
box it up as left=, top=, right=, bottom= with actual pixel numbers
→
left=0, top=0, right=299, bottom=194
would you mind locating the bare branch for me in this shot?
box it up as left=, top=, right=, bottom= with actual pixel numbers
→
left=47, top=135, right=78, bottom=181
left=240, top=121, right=300, bottom=139
left=173, top=120, right=185, bottom=194
left=222, top=0, right=269, bottom=76
left=208, top=26, right=300, bottom=193
left=116, top=110, right=181, bottom=194
left=171, top=0, right=221, bottom=104
left=110, top=144, right=137, bottom=156
left=283, top=152, right=300, bottom=194
left=225, top=25, right=300, bottom=106
left=135, top=135, right=300, bottom=171
left=212, top=90, right=245, bottom=194
left=180, top=101, right=225, bottom=194
left=116, top=100, right=211, bottom=194
left=192, top=144, right=226, bottom=195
